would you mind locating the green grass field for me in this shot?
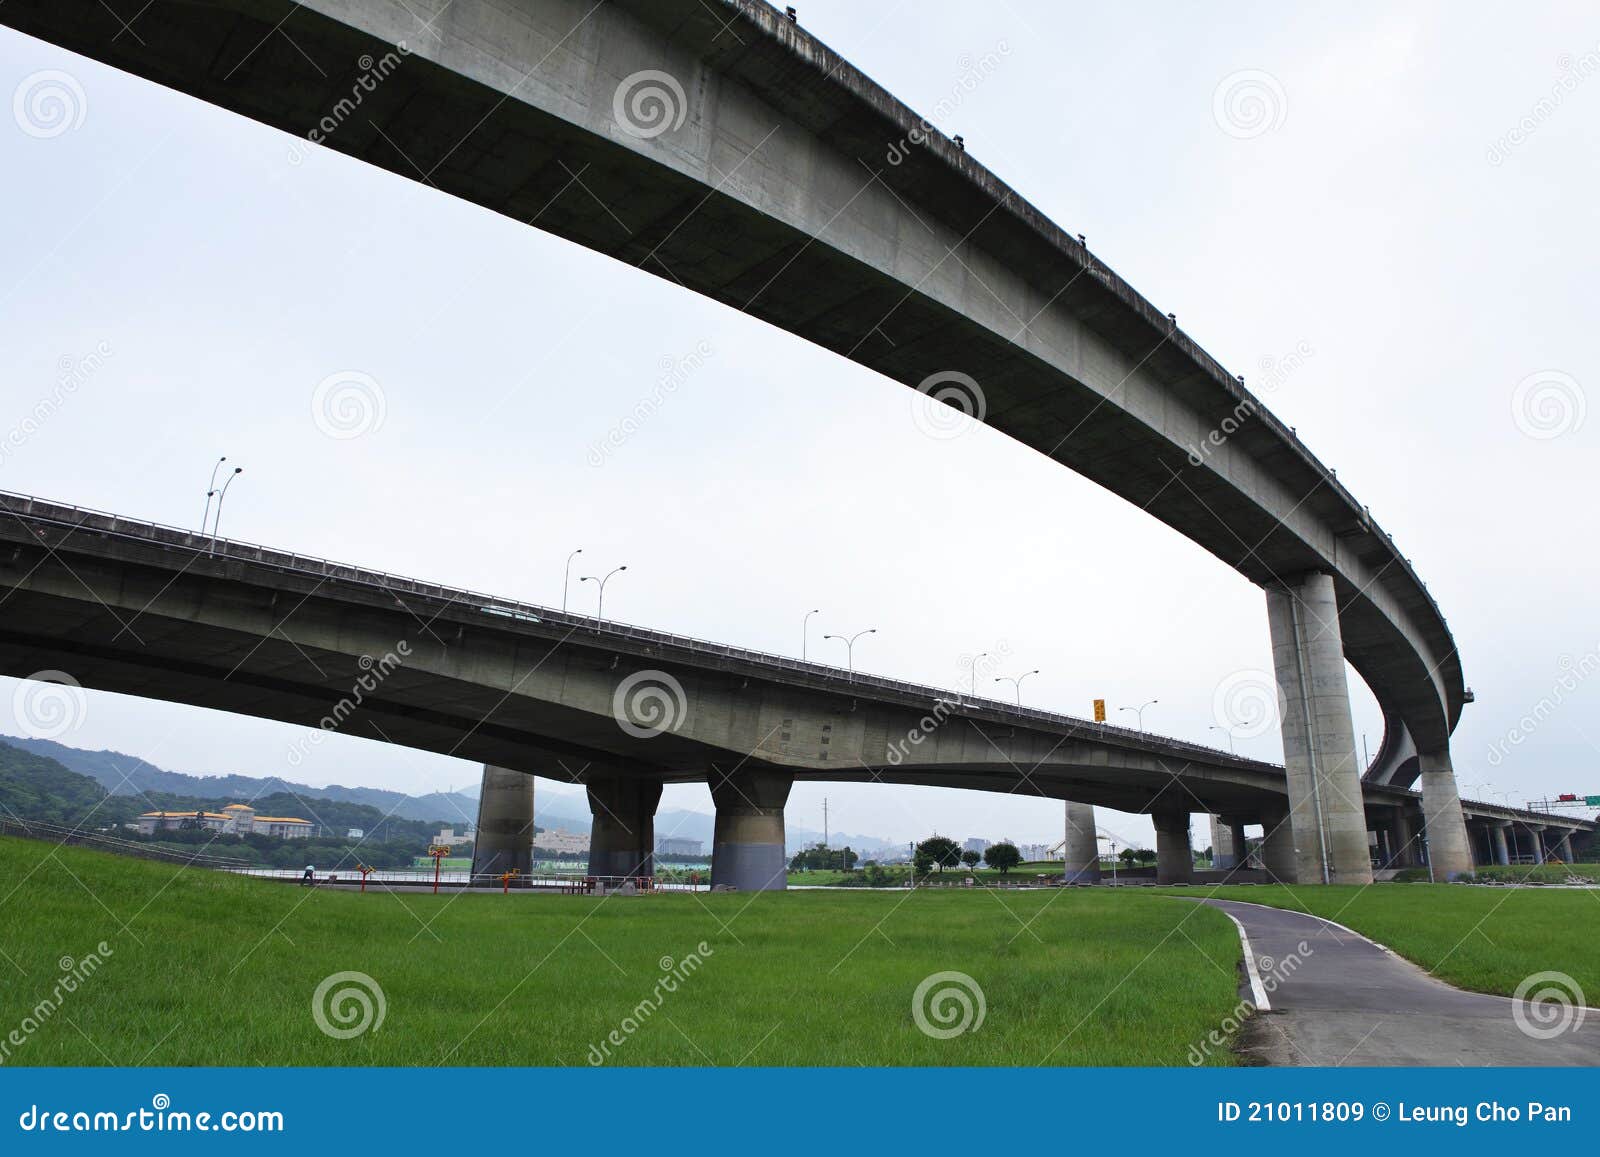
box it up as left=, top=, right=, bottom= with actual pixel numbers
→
left=0, top=836, right=1244, bottom=1067
left=1169, top=884, right=1600, bottom=999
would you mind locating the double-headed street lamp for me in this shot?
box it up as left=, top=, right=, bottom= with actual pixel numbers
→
left=823, top=628, right=875, bottom=674
left=1208, top=724, right=1237, bottom=754
left=208, top=464, right=243, bottom=554
left=994, top=669, right=1041, bottom=706
left=1119, top=699, right=1158, bottom=733
left=802, top=609, right=821, bottom=661
left=562, top=548, right=583, bottom=612
left=580, top=565, right=627, bottom=622
left=201, top=456, right=228, bottom=533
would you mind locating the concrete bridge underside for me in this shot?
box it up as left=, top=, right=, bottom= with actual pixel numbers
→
left=3, top=0, right=1475, bottom=878
left=3, top=500, right=1586, bottom=889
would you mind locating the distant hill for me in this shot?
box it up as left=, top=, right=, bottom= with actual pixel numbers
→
left=1, top=735, right=479, bottom=825
left=1, top=736, right=907, bottom=854
left=0, top=742, right=128, bottom=827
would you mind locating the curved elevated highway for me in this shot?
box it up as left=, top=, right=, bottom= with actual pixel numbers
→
left=0, top=494, right=1586, bottom=888
left=4, top=0, right=1476, bottom=879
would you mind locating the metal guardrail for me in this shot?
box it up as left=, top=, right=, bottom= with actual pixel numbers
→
left=0, top=489, right=1269, bottom=769
left=0, top=817, right=258, bottom=869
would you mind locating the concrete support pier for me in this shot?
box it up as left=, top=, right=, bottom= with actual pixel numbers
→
left=471, top=764, right=535, bottom=878
left=1062, top=800, right=1101, bottom=883
left=1266, top=572, right=1373, bottom=884
left=710, top=768, right=793, bottom=891
left=1209, top=815, right=1238, bottom=870
left=1491, top=823, right=1511, bottom=866
left=1259, top=807, right=1296, bottom=882
left=1417, top=748, right=1474, bottom=879
left=586, top=776, right=662, bottom=879
left=1153, top=811, right=1194, bottom=885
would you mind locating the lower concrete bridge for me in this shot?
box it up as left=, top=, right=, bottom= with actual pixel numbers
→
left=0, top=492, right=1589, bottom=889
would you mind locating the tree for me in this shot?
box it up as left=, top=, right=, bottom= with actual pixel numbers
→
left=1118, top=847, right=1139, bottom=867
left=913, top=852, right=934, bottom=878
left=916, top=836, right=962, bottom=873
left=1133, top=847, right=1157, bottom=865
left=960, top=849, right=981, bottom=870
left=983, top=841, right=1022, bottom=875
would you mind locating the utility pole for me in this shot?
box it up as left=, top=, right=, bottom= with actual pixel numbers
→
left=823, top=797, right=829, bottom=848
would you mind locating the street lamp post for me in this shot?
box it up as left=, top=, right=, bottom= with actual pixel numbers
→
left=210, top=466, right=242, bottom=554
left=1208, top=724, right=1237, bottom=754
left=1119, top=699, right=1158, bottom=733
left=201, top=456, right=227, bottom=533
left=802, top=609, right=820, bottom=661
left=966, top=652, right=989, bottom=703
left=822, top=628, right=876, bottom=674
left=993, top=669, right=1041, bottom=706
left=580, top=565, right=627, bottom=622
left=562, top=549, right=582, bottom=612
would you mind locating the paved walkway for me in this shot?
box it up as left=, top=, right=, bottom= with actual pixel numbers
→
left=1200, top=898, right=1600, bottom=1066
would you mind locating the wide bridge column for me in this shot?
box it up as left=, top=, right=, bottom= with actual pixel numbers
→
left=1062, top=801, right=1101, bottom=883
left=471, top=764, right=534, bottom=878
left=1266, top=572, right=1373, bottom=884
left=1208, top=815, right=1238, bottom=870
left=1153, top=810, right=1194, bottom=885
left=586, top=776, right=662, bottom=879
left=1258, top=806, right=1296, bottom=882
left=710, top=768, right=793, bottom=891
left=1417, top=748, right=1474, bottom=879
left=1491, top=823, right=1511, bottom=866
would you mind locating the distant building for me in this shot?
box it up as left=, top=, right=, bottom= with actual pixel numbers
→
left=137, top=803, right=312, bottom=839
left=656, top=837, right=703, bottom=858
left=534, top=828, right=590, bottom=854
left=433, top=826, right=475, bottom=848
left=963, top=837, right=990, bottom=854
left=346, top=828, right=365, bottom=839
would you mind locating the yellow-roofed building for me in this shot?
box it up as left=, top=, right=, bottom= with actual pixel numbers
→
left=137, top=803, right=314, bottom=839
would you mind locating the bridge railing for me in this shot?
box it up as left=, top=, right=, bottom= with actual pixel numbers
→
left=0, top=489, right=1261, bottom=768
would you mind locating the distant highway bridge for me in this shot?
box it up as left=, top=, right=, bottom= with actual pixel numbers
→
left=0, top=494, right=1586, bottom=888
left=0, top=0, right=1559, bottom=882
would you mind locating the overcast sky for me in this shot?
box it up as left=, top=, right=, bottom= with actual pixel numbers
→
left=1, top=1, right=1595, bottom=852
